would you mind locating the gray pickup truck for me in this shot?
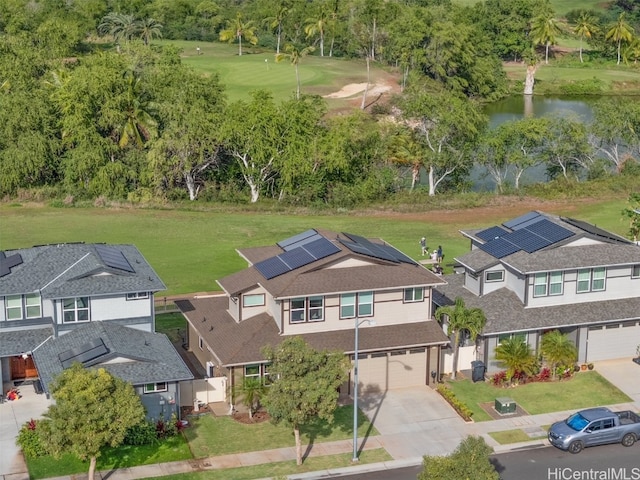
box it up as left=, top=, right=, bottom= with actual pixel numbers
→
left=548, top=407, right=640, bottom=454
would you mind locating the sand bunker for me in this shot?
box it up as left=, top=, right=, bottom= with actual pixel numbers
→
left=324, top=82, right=392, bottom=99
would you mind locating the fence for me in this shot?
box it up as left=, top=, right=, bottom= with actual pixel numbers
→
left=180, top=376, right=227, bottom=407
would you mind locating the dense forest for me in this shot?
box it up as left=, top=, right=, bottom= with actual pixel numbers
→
left=1, top=0, right=640, bottom=206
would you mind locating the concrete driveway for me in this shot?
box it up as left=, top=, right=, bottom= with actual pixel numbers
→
left=592, top=358, right=640, bottom=403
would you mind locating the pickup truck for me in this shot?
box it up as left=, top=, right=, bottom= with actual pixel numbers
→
left=548, top=407, right=640, bottom=454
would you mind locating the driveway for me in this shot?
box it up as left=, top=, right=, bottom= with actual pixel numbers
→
left=592, top=358, right=640, bottom=404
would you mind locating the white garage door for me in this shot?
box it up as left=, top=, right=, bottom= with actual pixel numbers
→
left=355, top=349, right=427, bottom=392
left=587, top=322, right=640, bottom=362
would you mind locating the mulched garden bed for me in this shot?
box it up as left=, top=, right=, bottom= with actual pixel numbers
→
left=479, top=402, right=530, bottom=420
left=232, top=410, right=270, bottom=424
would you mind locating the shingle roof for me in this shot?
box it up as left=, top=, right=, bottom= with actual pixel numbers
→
left=176, top=296, right=449, bottom=367
left=32, top=322, right=193, bottom=394
left=0, top=243, right=165, bottom=297
left=0, top=327, right=52, bottom=356
left=433, top=273, right=640, bottom=335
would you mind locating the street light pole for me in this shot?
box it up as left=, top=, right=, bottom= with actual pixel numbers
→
left=353, top=317, right=375, bottom=462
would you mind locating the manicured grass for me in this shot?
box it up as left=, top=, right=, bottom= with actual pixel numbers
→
left=26, top=435, right=192, bottom=480
left=184, top=405, right=377, bottom=458
left=445, top=372, right=632, bottom=422
left=142, top=449, right=392, bottom=480
left=489, top=428, right=548, bottom=445
left=156, top=313, right=187, bottom=343
left=453, top=0, right=605, bottom=16
left=504, top=63, right=640, bottom=89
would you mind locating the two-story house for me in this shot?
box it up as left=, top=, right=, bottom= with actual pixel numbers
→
left=433, top=211, right=640, bottom=372
left=176, top=229, right=449, bottom=399
left=0, top=243, right=193, bottom=418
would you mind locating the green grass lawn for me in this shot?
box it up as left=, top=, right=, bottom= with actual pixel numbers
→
left=489, top=428, right=548, bottom=444
left=446, top=371, right=632, bottom=422
left=155, top=313, right=186, bottom=342
left=453, top=0, right=605, bottom=16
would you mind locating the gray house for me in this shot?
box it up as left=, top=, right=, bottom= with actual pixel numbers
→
left=0, top=243, right=192, bottom=418
left=433, top=211, right=640, bottom=372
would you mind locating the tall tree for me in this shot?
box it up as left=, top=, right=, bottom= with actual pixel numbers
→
left=98, top=12, right=139, bottom=45
left=435, top=297, right=486, bottom=380
left=262, top=337, right=349, bottom=466
left=540, top=330, right=577, bottom=380
left=419, top=435, right=499, bottom=480
left=494, top=337, right=538, bottom=383
left=220, top=13, right=258, bottom=56
left=622, top=193, right=640, bottom=242
left=38, top=364, right=145, bottom=480
left=275, top=44, right=315, bottom=100
left=606, top=12, right=634, bottom=65
left=589, top=98, right=640, bottom=172
left=541, top=114, right=593, bottom=180
left=138, top=17, right=163, bottom=45
left=573, top=11, right=599, bottom=63
left=305, top=7, right=328, bottom=57
left=265, top=4, right=289, bottom=54
left=117, top=71, right=157, bottom=149
left=530, top=8, right=562, bottom=65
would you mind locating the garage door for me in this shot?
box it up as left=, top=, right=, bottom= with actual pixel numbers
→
left=355, top=349, right=427, bottom=392
left=587, top=321, right=640, bottom=362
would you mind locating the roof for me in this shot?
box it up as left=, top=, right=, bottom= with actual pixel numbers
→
left=32, top=322, right=193, bottom=394
left=434, top=273, right=640, bottom=335
left=219, top=229, right=446, bottom=298
left=0, top=327, right=52, bottom=357
left=0, top=243, right=166, bottom=297
left=176, top=296, right=449, bottom=366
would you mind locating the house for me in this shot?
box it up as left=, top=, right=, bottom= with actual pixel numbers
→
left=0, top=243, right=193, bottom=418
left=176, top=229, right=449, bottom=400
left=433, top=211, right=640, bottom=373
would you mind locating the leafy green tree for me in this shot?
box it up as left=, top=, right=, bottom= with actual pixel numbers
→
left=435, top=297, right=486, bottom=380
left=590, top=98, right=640, bottom=172
left=233, top=377, right=266, bottom=419
left=117, top=71, right=157, bottom=149
left=264, top=4, right=289, bottom=54
left=606, top=12, right=634, bottom=65
left=275, top=44, right=315, bottom=100
left=622, top=193, right=640, bottom=242
left=494, top=337, right=538, bottom=383
left=138, top=17, right=163, bottom=45
left=219, top=13, right=258, bottom=56
left=530, top=8, right=562, bottom=64
left=305, top=7, right=328, bottom=57
left=262, top=337, right=349, bottom=466
left=38, top=364, right=145, bottom=480
left=98, top=12, right=139, bottom=45
left=540, top=330, right=578, bottom=380
left=541, top=114, right=593, bottom=180
left=384, top=124, right=426, bottom=191
left=419, top=435, right=498, bottom=480
left=573, top=11, right=599, bottom=63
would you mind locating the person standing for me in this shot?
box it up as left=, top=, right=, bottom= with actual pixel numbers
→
left=420, top=237, right=427, bottom=256
left=437, top=245, right=443, bottom=264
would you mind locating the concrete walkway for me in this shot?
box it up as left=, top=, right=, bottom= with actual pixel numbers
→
left=2, top=358, right=639, bottom=480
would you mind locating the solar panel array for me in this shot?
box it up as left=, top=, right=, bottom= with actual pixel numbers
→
left=563, top=217, right=630, bottom=244
left=95, top=244, right=135, bottom=273
left=255, top=235, right=341, bottom=280
left=0, top=251, right=23, bottom=278
left=340, top=233, right=418, bottom=265
left=476, top=226, right=508, bottom=242
left=479, top=215, right=575, bottom=259
left=59, top=338, right=109, bottom=369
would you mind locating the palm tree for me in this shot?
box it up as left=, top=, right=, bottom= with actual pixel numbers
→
left=530, top=10, right=562, bottom=65
left=220, top=14, right=258, bottom=56
left=98, top=12, right=139, bottom=45
left=435, top=297, right=487, bottom=380
left=540, top=330, right=577, bottom=380
left=494, top=337, right=538, bottom=383
left=305, top=9, right=328, bottom=57
left=118, top=72, right=157, bottom=149
left=624, top=38, right=640, bottom=64
left=573, top=11, right=599, bottom=63
left=606, top=13, right=634, bottom=65
left=233, top=377, right=266, bottom=419
left=138, top=17, right=163, bottom=45
left=275, top=44, right=315, bottom=99
left=264, top=6, right=289, bottom=54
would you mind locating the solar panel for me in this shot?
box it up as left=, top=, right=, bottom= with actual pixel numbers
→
left=303, top=237, right=341, bottom=259
left=479, top=237, right=520, bottom=259
left=94, top=244, right=135, bottom=273
left=476, top=226, right=508, bottom=242
left=562, top=217, right=631, bottom=244
left=524, top=219, right=574, bottom=244
left=378, top=244, right=417, bottom=265
left=59, top=338, right=109, bottom=369
left=279, top=248, right=315, bottom=269
left=277, top=229, right=320, bottom=251
left=255, top=256, right=290, bottom=279
left=0, top=251, right=23, bottom=278
left=340, top=234, right=403, bottom=263
left=501, top=229, right=552, bottom=253
left=503, top=211, right=542, bottom=230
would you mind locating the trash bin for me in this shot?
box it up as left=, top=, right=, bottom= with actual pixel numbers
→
left=471, top=360, right=485, bottom=383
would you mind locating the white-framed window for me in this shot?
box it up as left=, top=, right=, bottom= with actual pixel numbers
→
left=244, top=364, right=260, bottom=379
left=290, top=296, right=324, bottom=323
left=485, top=271, right=504, bottom=283
left=309, top=296, right=324, bottom=321
left=577, top=268, right=606, bottom=293
left=243, top=294, right=265, bottom=307
left=25, top=293, right=41, bottom=318
left=126, top=292, right=149, bottom=300
left=143, top=382, right=167, bottom=393
left=404, top=287, right=424, bottom=303
left=632, top=265, right=640, bottom=278
left=533, top=273, right=547, bottom=297
left=533, top=272, right=563, bottom=297
left=291, top=298, right=306, bottom=323
left=498, top=332, right=527, bottom=345
left=549, top=271, right=563, bottom=295
left=6, top=295, right=22, bottom=320
left=62, top=297, right=89, bottom=323
left=340, top=291, right=373, bottom=319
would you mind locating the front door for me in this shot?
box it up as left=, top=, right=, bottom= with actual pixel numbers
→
left=10, top=355, right=38, bottom=379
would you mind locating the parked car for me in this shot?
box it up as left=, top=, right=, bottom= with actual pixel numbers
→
left=548, top=407, right=640, bottom=454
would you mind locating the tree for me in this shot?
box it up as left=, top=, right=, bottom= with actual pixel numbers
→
left=590, top=98, right=640, bottom=172
left=262, top=337, right=349, bottom=466
left=540, top=330, right=578, bottom=380
left=275, top=44, right=315, bottom=100
left=530, top=9, right=562, bottom=65
left=622, top=193, right=640, bottom=242
left=419, top=435, right=499, bottom=480
left=494, top=337, right=538, bottom=383
left=117, top=71, right=157, bottom=149
left=606, top=13, right=633, bottom=65
left=138, top=17, right=163, bottom=45
left=233, top=377, right=266, bottom=419
left=38, top=364, right=145, bottom=480
left=220, top=14, right=258, bottom=56
left=573, top=11, right=599, bottom=63
left=98, top=12, right=139, bottom=45
left=435, top=297, right=486, bottom=380
left=541, top=114, right=593, bottom=180
left=264, top=4, right=289, bottom=54
left=305, top=8, right=328, bottom=57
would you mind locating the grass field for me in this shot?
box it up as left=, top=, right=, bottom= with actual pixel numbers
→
left=453, top=0, right=607, bottom=16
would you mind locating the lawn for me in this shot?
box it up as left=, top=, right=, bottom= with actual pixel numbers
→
left=155, top=313, right=186, bottom=342
left=445, top=371, right=632, bottom=422
left=489, top=428, right=548, bottom=444
left=453, top=0, right=605, bottom=16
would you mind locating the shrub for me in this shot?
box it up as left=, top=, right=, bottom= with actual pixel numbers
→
left=491, top=371, right=507, bottom=386
left=436, top=385, right=473, bottom=421
left=16, top=419, right=47, bottom=458
left=123, top=420, right=158, bottom=446
left=537, top=367, right=551, bottom=382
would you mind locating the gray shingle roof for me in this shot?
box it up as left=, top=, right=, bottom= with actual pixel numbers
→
left=0, top=243, right=165, bottom=297
left=0, top=327, right=53, bottom=356
left=32, top=322, right=193, bottom=394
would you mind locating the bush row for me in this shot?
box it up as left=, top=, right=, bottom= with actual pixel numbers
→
left=436, top=384, right=473, bottom=422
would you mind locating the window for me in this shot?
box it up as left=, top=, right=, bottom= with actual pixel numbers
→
left=263, top=364, right=274, bottom=385
left=126, top=292, right=149, bottom=300
left=404, top=287, right=424, bottom=303
left=498, top=332, right=527, bottom=345
left=533, top=272, right=563, bottom=297
left=290, top=296, right=324, bottom=323
left=144, top=382, right=167, bottom=393
left=291, top=298, right=306, bottom=323
left=199, top=336, right=204, bottom=350
left=243, top=294, right=265, bottom=307
left=340, top=291, right=374, bottom=318
left=549, top=272, right=563, bottom=295
left=309, top=296, right=323, bottom=321
left=533, top=273, right=547, bottom=297
left=25, top=293, right=41, bottom=318
left=244, top=364, right=260, bottom=379
left=62, top=297, right=89, bottom=323
left=577, top=268, right=606, bottom=293
left=6, top=295, right=22, bottom=320
left=633, top=265, right=640, bottom=278
left=485, top=271, right=504, bottom=282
